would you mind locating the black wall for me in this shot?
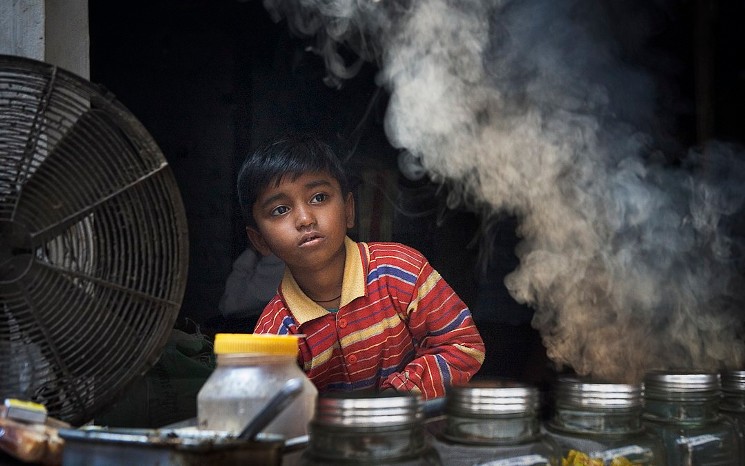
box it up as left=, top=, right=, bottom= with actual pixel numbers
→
left=89, top=0, right=401, bottom=323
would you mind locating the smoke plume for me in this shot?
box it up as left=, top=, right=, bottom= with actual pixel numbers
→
left=262, top=0, right=745, bottom=382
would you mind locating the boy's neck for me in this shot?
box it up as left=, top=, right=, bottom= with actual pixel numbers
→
left=291, top=246, right=346, bottom=304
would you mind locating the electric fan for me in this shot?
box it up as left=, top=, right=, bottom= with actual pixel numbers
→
left=0, top=54, right=189, bottom=426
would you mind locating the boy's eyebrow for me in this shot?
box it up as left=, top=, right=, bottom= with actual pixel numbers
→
left=304, top=178, right=334, bottom=190
left=258, top=192, right=288, bottom=210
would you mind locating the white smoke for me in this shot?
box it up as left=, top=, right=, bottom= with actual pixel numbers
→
left=262, top=0, right=745, bottom=382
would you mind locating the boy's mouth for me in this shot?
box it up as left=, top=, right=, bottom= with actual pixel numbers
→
left=299, top=232, right=323, bottom=246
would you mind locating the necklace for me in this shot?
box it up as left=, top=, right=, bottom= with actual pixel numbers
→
left=313, top=294, right=341, bottom=303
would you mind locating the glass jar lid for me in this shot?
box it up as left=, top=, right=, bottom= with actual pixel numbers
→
left=446, top=380, right=539, bottom=416
left=721, top=370, right=745, bottom=392
left=313, top=393, right=422, bottom=427
left=555, top=377, right=642, bottom=409
left=643, top=370, right=720, bottom=398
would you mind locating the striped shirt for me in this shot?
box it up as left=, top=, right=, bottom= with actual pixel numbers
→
left=253, top=237, right=485, bottom=399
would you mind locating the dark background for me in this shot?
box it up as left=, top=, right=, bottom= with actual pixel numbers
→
left=87, top=0, right=745, bottom=382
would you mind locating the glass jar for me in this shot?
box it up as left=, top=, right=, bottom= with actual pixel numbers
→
left=300, top=392, right=441, bottom=466
left=545, top=377, right=664, bottom=465
left=721, top=370, right=745, bottom=459
left=643, top=370, right=740, bottom=465
left=429, top=380, right=559, bottom=466
left=196, top=333, right=317, bottom=440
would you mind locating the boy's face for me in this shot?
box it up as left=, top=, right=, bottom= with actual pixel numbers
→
left=246, top=171, right=355, bottom=273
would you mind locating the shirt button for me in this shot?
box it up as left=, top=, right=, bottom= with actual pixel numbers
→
left=348, top=354, right=358, bottom=364
left=338, top=318, right=347, bottom=328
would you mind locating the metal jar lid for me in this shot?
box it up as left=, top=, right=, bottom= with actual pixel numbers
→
left=313, top=393, right=422, bottom=427
left=554, top=377, right=642, bottom=409
left=721, top=370, right=745, bottom=392
left=643, top=370, right=720, bottom=399
left=446, top=380, right=539, bottom=416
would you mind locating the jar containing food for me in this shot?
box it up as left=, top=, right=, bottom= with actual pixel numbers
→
left=643, top=370, right=740, bottom=465
left=429, top=380, right=559, bottom=465
left=545, top=377, right=664, bottom=465
left=300, top=392, right=440, bottom=466
left=196, top=333, right=317, bottom=440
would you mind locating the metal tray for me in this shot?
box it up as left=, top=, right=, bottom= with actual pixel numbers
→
left=58, top=426, right=285, bottom=466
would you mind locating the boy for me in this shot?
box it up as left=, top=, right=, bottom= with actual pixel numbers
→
left=238, top=134, right=485, bottom=399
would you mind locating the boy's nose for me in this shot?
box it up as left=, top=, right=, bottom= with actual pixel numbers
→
left=295, top=206, right=316, bottom=228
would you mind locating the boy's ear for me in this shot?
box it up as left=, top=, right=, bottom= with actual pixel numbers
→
left=246, top=226, right=272, bottom=256
left=345, top=192, right=355, bottom=229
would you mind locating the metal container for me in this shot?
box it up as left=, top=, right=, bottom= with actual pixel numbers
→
left=58, top=426, right=285, bottom=466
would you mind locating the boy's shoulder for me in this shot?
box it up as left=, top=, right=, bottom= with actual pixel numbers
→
left=362, top=241, right=427, bottom=265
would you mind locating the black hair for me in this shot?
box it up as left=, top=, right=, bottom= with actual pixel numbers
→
left=237, top=134, right=350, bottom=227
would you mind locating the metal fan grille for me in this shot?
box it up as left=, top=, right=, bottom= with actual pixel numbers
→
left=0, top=54, right=189, bottom=426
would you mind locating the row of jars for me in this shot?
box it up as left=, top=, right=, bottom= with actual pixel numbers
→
left=300, top=370, right=745, bottom=466
left=196, top=336, right=745, bottom=465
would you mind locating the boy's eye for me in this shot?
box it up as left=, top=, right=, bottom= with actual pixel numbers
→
left=271, top=205, right=290, bottom=216
left=310, top=193, right=327, bottom=204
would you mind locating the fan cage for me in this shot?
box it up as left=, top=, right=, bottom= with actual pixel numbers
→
left=0, top=54, right=189, bottom=426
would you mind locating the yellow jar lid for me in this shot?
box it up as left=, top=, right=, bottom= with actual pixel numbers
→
left=213, top=333, right=299, bottom=355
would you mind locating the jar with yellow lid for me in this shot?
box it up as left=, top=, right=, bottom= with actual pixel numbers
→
left=196, top=333, right=317, bottom=442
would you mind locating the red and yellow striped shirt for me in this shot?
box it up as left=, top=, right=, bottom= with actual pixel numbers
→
left=254, top=237, right=485, bottom=399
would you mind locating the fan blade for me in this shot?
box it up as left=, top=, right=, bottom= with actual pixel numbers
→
left=2, top=257, right=171, bottom=424
left=13, top=107, right=167, bottom=244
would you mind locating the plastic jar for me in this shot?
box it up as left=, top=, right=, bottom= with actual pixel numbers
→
left=545, top=377, right=665, bottom=465
left=721, top=370, right=745, bottom=459
left=642, top=370, right=740, bottom=465
left=196, top=333, right=317, bottom=440
left=430, top=381, right=559, bottom=466
left=300, top=392, right=441, bottom=466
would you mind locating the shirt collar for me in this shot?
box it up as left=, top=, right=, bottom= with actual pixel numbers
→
left=280, top=237, right=368, bottom=325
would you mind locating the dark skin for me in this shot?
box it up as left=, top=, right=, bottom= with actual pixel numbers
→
left=246, top=171, right=355, bottom=308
